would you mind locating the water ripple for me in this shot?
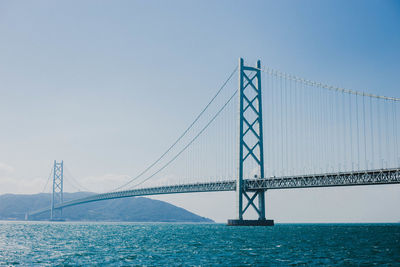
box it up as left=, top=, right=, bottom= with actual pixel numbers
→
left=0, top=222, right=399, bottom=266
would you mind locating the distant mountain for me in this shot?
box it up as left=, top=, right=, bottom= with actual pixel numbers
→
left=0, top=192, right=213, bottom=223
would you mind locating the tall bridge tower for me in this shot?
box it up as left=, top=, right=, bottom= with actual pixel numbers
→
left=228, top=58, right=274, bottom=226
left=50, top=160, right=64, bottom=220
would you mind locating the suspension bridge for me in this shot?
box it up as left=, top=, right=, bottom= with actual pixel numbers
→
left=28, top=58, right=400, bottom=225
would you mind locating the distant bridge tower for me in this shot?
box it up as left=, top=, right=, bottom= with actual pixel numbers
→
left=50, top=160, right=64, bottom=220
left=228, top=58, right=273, bottom=226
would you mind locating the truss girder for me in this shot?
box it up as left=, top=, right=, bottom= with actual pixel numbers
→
left=246, top=168, right=400, bottom=190
left=29, top=168, right=399, bottom=218
left=29, top=180, right=236, bottom=216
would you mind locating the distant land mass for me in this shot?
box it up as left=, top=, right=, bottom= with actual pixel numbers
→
left=0, top=192, right=213, bottom=223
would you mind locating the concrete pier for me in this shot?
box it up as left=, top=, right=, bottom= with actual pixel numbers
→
left=227, top=219, right=274, bottom=226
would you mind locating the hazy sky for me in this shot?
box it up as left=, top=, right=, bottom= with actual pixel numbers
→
left=0, top=0, right=399, bottom=222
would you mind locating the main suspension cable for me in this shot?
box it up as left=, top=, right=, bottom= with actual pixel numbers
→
left=64, top=166, right=91, bottom=192
left=258, top=66, right=400, bottom=101
left=110, top=67, right=238, bottom=192
left=128, top=89, right=238, bottom=189
left=40, top=166, right=54, bottom=193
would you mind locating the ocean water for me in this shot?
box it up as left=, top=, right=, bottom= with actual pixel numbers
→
left=0, top=222, right=399, bottom=266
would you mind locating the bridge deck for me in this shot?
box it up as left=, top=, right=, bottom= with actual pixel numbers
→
left=29, top=168, right=400, bottom=217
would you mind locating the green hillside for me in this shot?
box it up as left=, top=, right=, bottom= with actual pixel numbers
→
left=0, top=192, right=213, bottom=223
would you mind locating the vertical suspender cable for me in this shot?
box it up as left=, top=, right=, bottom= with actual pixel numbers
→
left=272, top=73, right=276, bottom=176
left=304, top=81, right=307, bottom=174
left=309, top=84, right=312, bottom=173
left=356, top=95, right=360, bottom=170
left=393, top=101, right=399, bottom=166
left=362, top=95, right=367, bottom=169
left=309, top=84, right=313, bottom=173
left=349, top=94, right=354, bottom=171
left=294, top=79, right=298, bottom=174
left=377, top=100, right=382, bottom=168
left=301, top=81, right=304, bottom=174
left=279, top=76, right=283, bottom=176
left=335, top=91, right=340, bottom=171
left=321, top=88, right=325, bottom=172
left=319, top=86, right=322, bottom=172
left=311, top=85, right=315, bottom=173
left=370, top=97, right=374, bottom=170
left=385, top=100, right=390, bottom=168
left=316, top=87, right=320, bottom=172
left=264, top=72, right=267, bottom=177
left=330, top=89, right=334, bottom=172
left=325, top=88, right=329, bottom=172
left=289, top=78, right=292, bottom=175
left=291, top=79, right=294, bottom=175
left=315, top=86, right=318, bottom=172
left=342, top=91, right=347, bottom=171
left=285, top=78, right=288, bottom=175
left=270, top=73, right=274, bottom=176
left=274, top=74, right=277, bottom=176
left=306, top=82, right=310, bottom=174
left=307, top=83, right=311, bottom=173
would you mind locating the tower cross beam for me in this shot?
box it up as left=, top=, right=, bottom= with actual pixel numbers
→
left=243, top=142, right=261, bottom=163
left=243, top=117, right=260, bottom=138
left=243, top=95, right=259, bottom=114
left=242, top=191, right=260, bottom=214
left=243, top=72, right=259, bottom=93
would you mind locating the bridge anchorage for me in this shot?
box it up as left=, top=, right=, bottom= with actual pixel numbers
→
left=228, top=58, right=274, bottom=226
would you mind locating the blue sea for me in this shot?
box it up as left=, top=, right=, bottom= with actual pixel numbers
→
left=0, top=222, right=399, bottom=266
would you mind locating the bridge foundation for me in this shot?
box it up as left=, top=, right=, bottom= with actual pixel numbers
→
left=227, top=219, right=274, bottom=226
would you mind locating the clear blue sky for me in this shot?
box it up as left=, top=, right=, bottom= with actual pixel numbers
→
left=0, top=0, right=399, bottom=222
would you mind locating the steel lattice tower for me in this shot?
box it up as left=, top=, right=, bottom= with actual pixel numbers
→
left=228, top=58, right=273, bottom=226
left=51, top=160, right=63, bottom=220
